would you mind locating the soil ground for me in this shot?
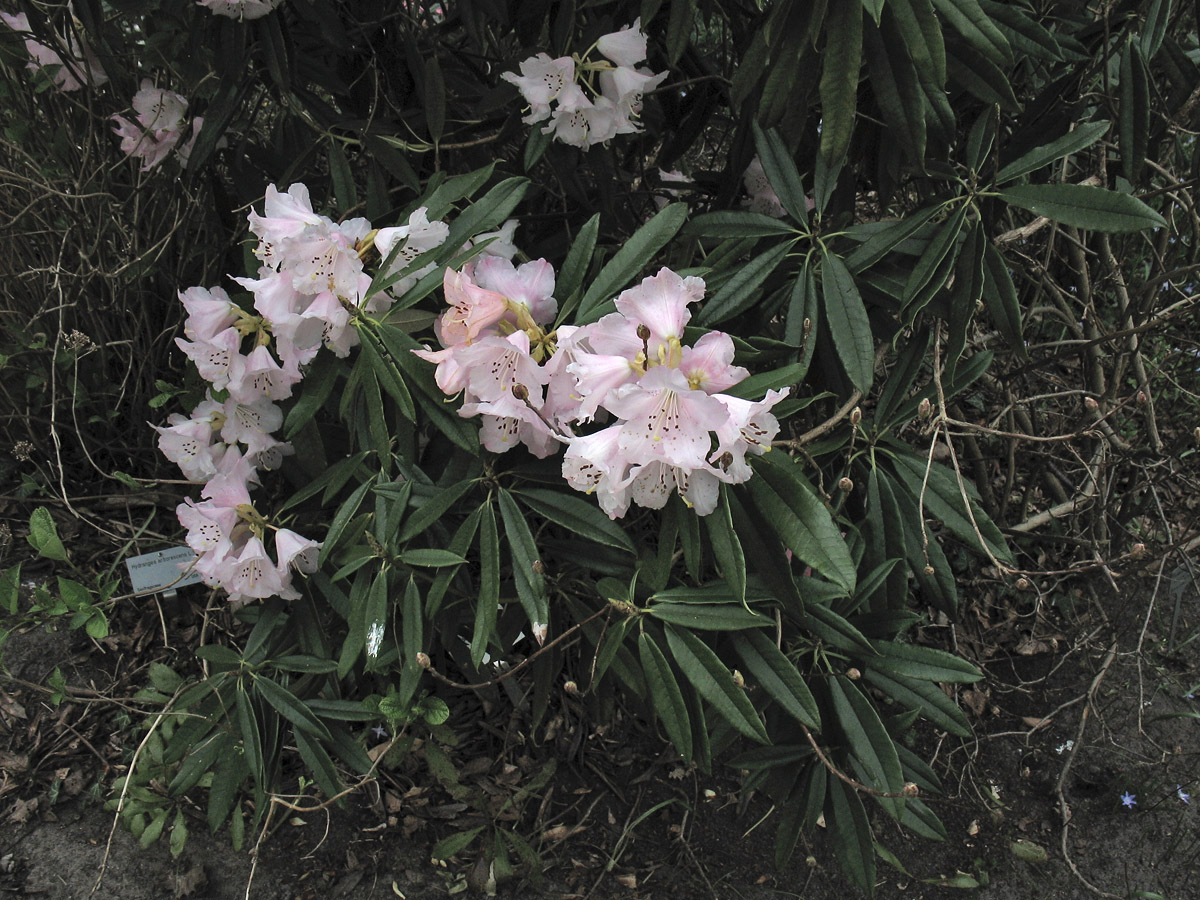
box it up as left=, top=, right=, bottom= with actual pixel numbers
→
left=3, top=571, right=1200, bottom=900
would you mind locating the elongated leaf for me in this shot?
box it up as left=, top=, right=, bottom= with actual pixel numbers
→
left=931, top=0, right=1012, bottom=66
left=888, top=450, right=1011, bottom=562
left=997, top=183, right=1165, bottom=232
left=666, top=0, right=694, bottom=64
left=1120, top=39, right=1149, bottom=184
left=684, top=211, right=795, bottom=240
left=829, top=675, right=904, bottom=817
left=820, top=249, right=874, bottom=392
left=295, top=729, right=343, bottom=801
left=235, top=686, right=263, bottom=784
left=498, top=488, right=548, bottom=630
left=698, top=242, right=791, bottom=326
left=870, top=640, right=982, bottom=682
left=752, top=124, right=810, bottom=228
left=318, top=477, right=374, bottom=566
left=705, top=486, right=746, bottom=606
left=647, top=602, right=770, bottom=631
left=826, top=777, right=877, bottom=894
left=576, top=204, right=688, bottom=323
left=358, top=328, right=415, bottom=422
left=979, top=0, right=1063, bottom=62
left=555, top=213, right=600, bottom=315
left=732, top=630, right=820, bottom=728
left=945, top=220, right=985, bottom=374
left=890, top=0, right=946, bottom=86
left=994, top=120, right=1109, bottom=184
left=819, top=1, right=863, bottom=167
left=376, top=324, right=478, bottom=452
left=424, top=56, right=445, bottom=142
left=945, top=44, right=1019, bottom=110
left=1141, top=0, right=1172, bottom=59
left=638, top=632, right=693, bottom=760
left=981, top=242, right=1026, bottom=354
left=665, top=625, right=768, bottom=743
left=471, top=501, right=500, bottom=668
left=902, top=202, right=967, bottom=309
left=864, top=16, right=926, bottom=166
left=748, top=452, right=857, bottom=591
left=517, top=488, right=634, bottom=553
left=862, top=667, right=972, bottom=736
left=399, top=549, right=467, bottom=567
left=845, top=205, right=942, bottom=273
left=254, top=674, right=333, bottom=741
left=803, top=596, right=876, bottom=655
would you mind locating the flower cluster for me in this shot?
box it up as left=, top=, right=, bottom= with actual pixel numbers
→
left=162, top=183, right=522, bottom=602
left=416, top=266, right=788, bottom=518
left=196, top=0, right=285, bottom=20
left=0, top=11, right=107, bottom=92
left=111, top=80, right=204, bottom=171
left=502, top=18, right=667, bottom=149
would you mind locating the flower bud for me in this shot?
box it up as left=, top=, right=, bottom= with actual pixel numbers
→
left=923, top=564, right=935, bottom=576
left=1129, top=542, right=1146, bottom=559
left=918, top=398, right=932, bottom=420
left=532, top=559, right=544, bottom=575
left=802, top=317, right=812, bottom=337
left=838, top=477, right=854, bottom=493
left=846, top=667, right=861, bottom=680
left=1016, top=577, right=1031, bottom=591
left=1136, top=390, right=1149, bottom=407
left=902, top=782, right=920, bottom=798
left=1084, top=396, right=1099, bottom=411
left=850, top=407, right=862, bottom=426
left=563, top=680, right=579, bottom=695
left=732, top=669, right=745, bottom=688
left=512, top=382, right=529, bottom=401
left=1194, top=426, right=1200, bottom=448
left=416, top=652, right=431, bottom=669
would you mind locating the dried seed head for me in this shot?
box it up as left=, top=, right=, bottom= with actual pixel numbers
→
left=12, top=441, right=34, bottom=462
left=923, top=564, right=936, bottom=576
left=1016, top=577, right=1032, bottom=591
left=636, top=323, right=652, bottom=341
left=512, top=382, right=529, bottom=401
left=1084, top=396, right=1099, bottom=411
left=1129, top=543, right=1146, bottom=559
left=1136, top=390, right=1149, bottom=407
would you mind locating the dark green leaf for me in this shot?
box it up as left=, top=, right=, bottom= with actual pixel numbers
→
left=752, top=123, right=810, bottom=228
left=684, top=210, right=796, bottom=238
left=576, top=204, right=688, bottom=323
left=731, top=630, right=820, bottom=728
left=665, top=624, right=768, bottom=742
left=931, top=0, right=1012, bottom=66
left=647, top=602, right=771, bottom=631
left=749, top=452, right=857, bottom=591
left=994, top=120, right=1109, bottom=184
left=471, top=501, right=500, bottom=668
left=869, top=640, right=982, bottom=682
left=697, top=242, right=791, bottom=326
left=705, top=486, right=746, bottom=606
left=830, top=675, right=905, bottom=819
left=997, top=183, right=1165, bottom=232
left=826, top=777, right=877, bottom=894
left=638, top=632, right=693, bottom=760
left=516, top=488, right=634, bottom=553
left=498, top=488, right=548, bottom=630
left=1120, top=39, right=1149, bottom=184
left=424, top=56, right=445, bottom=142
left=399, top=549, right=467, bottom=567
left=820, top=249, right=874, bottom=392
left=981, top=242, right=1026, bottom=355
left=862, top=667, right=972, bottom=735
left=818, top=1, right=863, bottom=167
left=254, top=674, right=333, bottom=741
left=555, top=213, right=600, bottom=317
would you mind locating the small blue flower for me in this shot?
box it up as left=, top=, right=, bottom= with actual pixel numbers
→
left=1177, top=785, right=1190, bottom=804
left=1121, top=791, right=1137, bottom=808
left=371, top=725, right=389, bottom=740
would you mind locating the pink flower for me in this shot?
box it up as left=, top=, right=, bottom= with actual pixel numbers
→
left=473, top=256, right=557, bottom=325
left=501, top=54, right=576, bottom=123
left=606, top=366, right=730, bottom=470
left=178, top=286, right=239, bottom=342
left=434, top=266, right=508, bottom=348
left=196, top=0, right=285, bottom=20
left=596, top=18, right=649, bottom=67
left=1, top=11, right=107, bottom=92
left=175, top=327, right=243, bottom=390
left=111, top=80, right=191, bottom=171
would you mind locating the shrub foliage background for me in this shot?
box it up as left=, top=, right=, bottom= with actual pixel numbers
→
left=3, top=0, right=1199, bottom=894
